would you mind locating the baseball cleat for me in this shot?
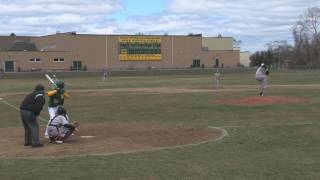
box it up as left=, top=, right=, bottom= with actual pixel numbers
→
left=49, top=137, right=55, bottom=143
left=32, top=144, right=44, bottom=148
left=55, top=140, right=63, bottom=144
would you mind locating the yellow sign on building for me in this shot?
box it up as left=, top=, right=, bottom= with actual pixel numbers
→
left=119, top=36, right=162, bottom=61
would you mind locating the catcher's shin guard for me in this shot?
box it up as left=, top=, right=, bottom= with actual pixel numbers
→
left=63, top=130, right=74, bottom=141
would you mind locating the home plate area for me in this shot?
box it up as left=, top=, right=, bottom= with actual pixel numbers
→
left=0, top=122, right=225, bottom=158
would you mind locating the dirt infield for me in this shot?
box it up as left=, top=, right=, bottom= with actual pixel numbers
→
left=0, top=123, right=224, bottom=158
left=213, top=96, right=314, bottom=106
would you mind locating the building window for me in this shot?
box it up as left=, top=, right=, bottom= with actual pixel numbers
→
left=30, top=58, right=41, bottom=62
left=72, top=61, right=82, bottom=70
left=192, top=59, right=201, bottom=68
left=53, top=58, right=65, bottom=62
left=202, top=47, right=209, bottom=51
left=215, top=58, right=220, bottom=68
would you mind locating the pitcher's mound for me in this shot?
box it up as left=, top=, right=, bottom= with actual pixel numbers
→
left=0, top=123, right=224, bottom=158
left=214, top=96, right=313, bottom=106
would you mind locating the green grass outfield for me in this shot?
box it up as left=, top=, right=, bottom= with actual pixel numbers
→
left=0, top=69, right=320, bottom=180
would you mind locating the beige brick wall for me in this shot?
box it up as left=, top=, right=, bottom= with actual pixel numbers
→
left=0, top=33, right=240, bottom=71
left=201, top=50, right=240, bottom=68
left=0, top=51, right=73, bottom=72
left=31, top=34, right=107, bottom=70
left=202, top=37, right=233, bottom=51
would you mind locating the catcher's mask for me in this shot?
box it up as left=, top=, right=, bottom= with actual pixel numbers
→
left=57, top=106, right=67, bottom=115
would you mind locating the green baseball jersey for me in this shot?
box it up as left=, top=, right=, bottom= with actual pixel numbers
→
left=48, top=90, right=65, bottom=107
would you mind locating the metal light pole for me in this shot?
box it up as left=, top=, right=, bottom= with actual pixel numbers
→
left=278, top=50, right=281, bottom=70
left=271, top=41, right=281, bottom=70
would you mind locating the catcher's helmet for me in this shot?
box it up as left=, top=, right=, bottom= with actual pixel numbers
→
left=56, top=80, right=64, bottom=89
left=57, top=106, right=67, bottom=115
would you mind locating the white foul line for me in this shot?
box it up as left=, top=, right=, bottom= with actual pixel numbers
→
left=0, top=98, right=47, bottom=123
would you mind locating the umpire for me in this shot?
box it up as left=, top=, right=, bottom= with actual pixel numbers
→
left=20, top=84, right=46, bottom=148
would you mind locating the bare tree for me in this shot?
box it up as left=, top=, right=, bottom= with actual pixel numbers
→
left=264, top=40, right=293, bottom=68
left=233, top=38, right=242, bottom=48
left=290, top=6, right=320, bottom=67
left=292, top=21, right=309, bottom=65
left=303, top=7, right=320, bottom=42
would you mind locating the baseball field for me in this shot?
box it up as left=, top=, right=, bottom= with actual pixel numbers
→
left=0, top=69, right=319, bottom=179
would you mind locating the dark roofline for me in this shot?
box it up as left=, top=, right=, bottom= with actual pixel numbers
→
left=0, top=35, right=37, bottom=38
left=203, top=36, right=233, bottom=38
left=42, top=32, right=203, bottom=37
left=0, top=50, right=72, bottom=53
left=1, top=32, right=231, bottom=38
left=105, top=34, right=202, bottom=37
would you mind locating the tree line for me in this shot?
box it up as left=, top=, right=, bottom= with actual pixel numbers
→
left=250, top=6, right=320, bottom=68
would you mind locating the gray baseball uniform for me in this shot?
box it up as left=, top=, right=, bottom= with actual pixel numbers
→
left=47, top=114, right=74, bottom=142
left=255, top=65, right=268, bottom=96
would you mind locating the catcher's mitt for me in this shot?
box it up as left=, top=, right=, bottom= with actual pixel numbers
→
left=73, top=121, right=80, bottom=131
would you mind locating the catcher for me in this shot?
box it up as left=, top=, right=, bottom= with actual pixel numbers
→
left=47, top=106, right=79, bottom=144
left=255, top=63, right=269, bottom=96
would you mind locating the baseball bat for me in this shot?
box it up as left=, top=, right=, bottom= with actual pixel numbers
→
left=45, top=74, right=58, bottom=89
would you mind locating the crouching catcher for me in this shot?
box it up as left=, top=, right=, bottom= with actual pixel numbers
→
left=47, top=106, right=79, bottom=144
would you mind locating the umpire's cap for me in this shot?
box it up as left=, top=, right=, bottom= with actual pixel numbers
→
left=34, top=84, right=45, bottom=91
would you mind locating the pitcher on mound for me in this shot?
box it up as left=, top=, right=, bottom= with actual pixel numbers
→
left=255, top=63, right=269, bottom=96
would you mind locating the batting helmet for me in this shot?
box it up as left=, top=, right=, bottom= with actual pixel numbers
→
left=56, top=80, right=64, bottom=89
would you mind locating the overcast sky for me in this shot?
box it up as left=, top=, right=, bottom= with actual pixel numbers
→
left=0, top=0, right=319, bottom=52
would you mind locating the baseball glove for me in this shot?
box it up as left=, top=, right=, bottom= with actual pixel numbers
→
left=266, top=70, right=269, bottom=76
left=73, top=121, right=80, bottom=131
